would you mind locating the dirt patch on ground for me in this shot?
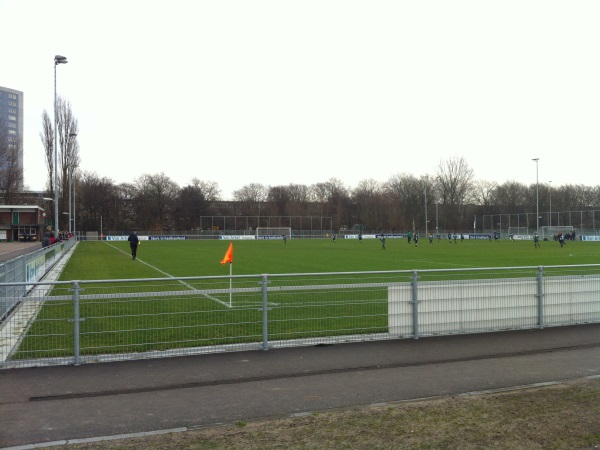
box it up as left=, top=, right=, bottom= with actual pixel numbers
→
left=66, top=377, right=600, bottom=449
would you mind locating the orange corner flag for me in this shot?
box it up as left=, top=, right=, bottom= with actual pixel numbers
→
left=220, top=242, right=233, bottom=265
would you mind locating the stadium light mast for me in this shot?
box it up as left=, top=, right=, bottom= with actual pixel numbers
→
left=549, top=180, right=552, bottom=227
left=68, top=133, right=77, bottom=234
left=532, top=158, right=539, bottom=236
left=54, top=54, right=68, bottom=235
left=424, top=180, right=428, bottom=238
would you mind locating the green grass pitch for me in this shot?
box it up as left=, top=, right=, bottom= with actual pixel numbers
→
left=61, top=237, right=599, bottom=281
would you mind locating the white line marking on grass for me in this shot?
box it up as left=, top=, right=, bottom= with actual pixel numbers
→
left=105, top=242, right=232, bottom=308
left=407, top=259, right=476, bottom=269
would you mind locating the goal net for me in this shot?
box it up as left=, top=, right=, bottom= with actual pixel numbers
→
left=507, top=227, right=529, bottom=237
left=540, top=226, right=574, bottom=240
left=255, top=227, right=292, bottom=240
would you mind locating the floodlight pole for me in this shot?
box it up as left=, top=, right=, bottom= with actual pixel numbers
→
left=68, top=133, right=77, bottom=234
left=532, top=158, right=539, bottom=236
left=549, top=180, right=552, bottom=228
left=54, top=55, right=68, bottom=235
left=424, top=181, right=428, bottom=237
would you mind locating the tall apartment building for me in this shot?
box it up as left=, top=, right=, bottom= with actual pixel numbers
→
left=0, top=86, right=25, bottom=190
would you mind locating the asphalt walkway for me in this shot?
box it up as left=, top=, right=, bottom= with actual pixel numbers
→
left=0, top=242, right=41, bottom=263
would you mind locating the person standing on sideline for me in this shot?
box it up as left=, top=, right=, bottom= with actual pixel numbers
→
left=42, top=226, right=53, bottom=248
left=534, top=233, right=540, bottom=248
left=128, top=231, right=139, bottom=260
left=429, top=233, right=433, bottom=245
left=380, top=234, right=386, bottom=250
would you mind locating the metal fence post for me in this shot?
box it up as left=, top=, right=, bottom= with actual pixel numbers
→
left=260, top=275, right=271, bottom=351
left=73, top=281, right=81, bottom=366
left=412, top=270, right=420, bottom=339
left=537, top=266, right=544, bottom=329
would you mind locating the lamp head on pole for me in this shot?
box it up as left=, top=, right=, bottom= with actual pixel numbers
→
left=54, top=55, right=68, bottom=65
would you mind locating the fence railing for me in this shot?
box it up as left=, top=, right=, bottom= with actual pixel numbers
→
left=1, top=265, right=599, bottom=369
left=0, top=238, right=77, bottom=321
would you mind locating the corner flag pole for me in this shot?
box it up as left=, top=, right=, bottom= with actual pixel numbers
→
left=220, top=242, right=234, bottom=307
left=228, top=261, right=232, bottom=307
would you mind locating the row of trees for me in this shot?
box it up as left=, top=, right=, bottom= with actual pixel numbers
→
left=36, top=99, right=600, bottom=234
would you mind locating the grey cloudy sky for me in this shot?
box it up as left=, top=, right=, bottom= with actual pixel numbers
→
left=2, top=0, right=599, bottom=199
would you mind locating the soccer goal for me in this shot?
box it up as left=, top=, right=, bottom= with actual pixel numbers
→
left=540, top=226, right=574, bottom=240
left=255, top=227, right=292, bottom=239
left=507, top=227, right=529, bottom=237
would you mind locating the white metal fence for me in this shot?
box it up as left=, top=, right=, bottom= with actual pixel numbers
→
left=1, top=265, right=599, bottom=369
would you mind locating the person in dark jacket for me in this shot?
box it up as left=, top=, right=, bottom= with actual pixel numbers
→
left=128, top=231, right=139, bottom=260
left=42, top=226, right=53, bottom=248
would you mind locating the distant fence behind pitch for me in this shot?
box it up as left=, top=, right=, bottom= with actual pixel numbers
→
left=1, top=264, right=599, bottom=369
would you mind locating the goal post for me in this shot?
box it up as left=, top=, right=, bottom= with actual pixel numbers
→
left=507, top=227, right=529, bottom=237
left=255, top=227, right=292, bottom=239
left=540, top=226, right=574, bottom=240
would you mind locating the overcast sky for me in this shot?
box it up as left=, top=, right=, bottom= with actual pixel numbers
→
left=2, top=0, right=599, bottom=200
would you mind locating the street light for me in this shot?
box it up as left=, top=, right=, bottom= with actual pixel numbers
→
left=532, top=158, right=539, bottom=236
left=54, top=54, right=68, bottom=235
left=549, top=180, right=552, bottom=228
left=68, top=133, right=77, bottom=234
left=424, top=180, right=428, bottom=238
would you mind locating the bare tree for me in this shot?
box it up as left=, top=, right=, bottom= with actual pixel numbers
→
left=190, top=178, right=221, bottom=202
left=233, top=183, right=269, bottom=217
left=310, top=178, right=350, bottom=230
left=384, top=173, right=422, bottom=230
left=76, top=171, right=118, bottom=233
left=39, top=110, right=54, bottom=192
left=267, top=185, right=291, bottom=216
left=352, top=179, right=386, bottom=230
left=472, top=180, right=497, bottom=209
left=435, top=156, right=475, bottom=230
left=56, top=97, right=80, bottom=229
left=493, top=181, right=528, bottom=214
left=174, top=179, right=218, bottom=230
left=39, top=98, right=80, bottom=229
left=133, top=173, right=180, bottom=231
left=113, top=182, right=137, bottom=231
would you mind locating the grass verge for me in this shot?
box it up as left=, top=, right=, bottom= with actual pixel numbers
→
left=65, top=377, right=600, bottom=449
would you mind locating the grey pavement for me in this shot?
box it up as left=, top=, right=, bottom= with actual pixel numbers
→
left=0, top=242, right=41, bottom=263
left=1, top=323, right=599, bottom=449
